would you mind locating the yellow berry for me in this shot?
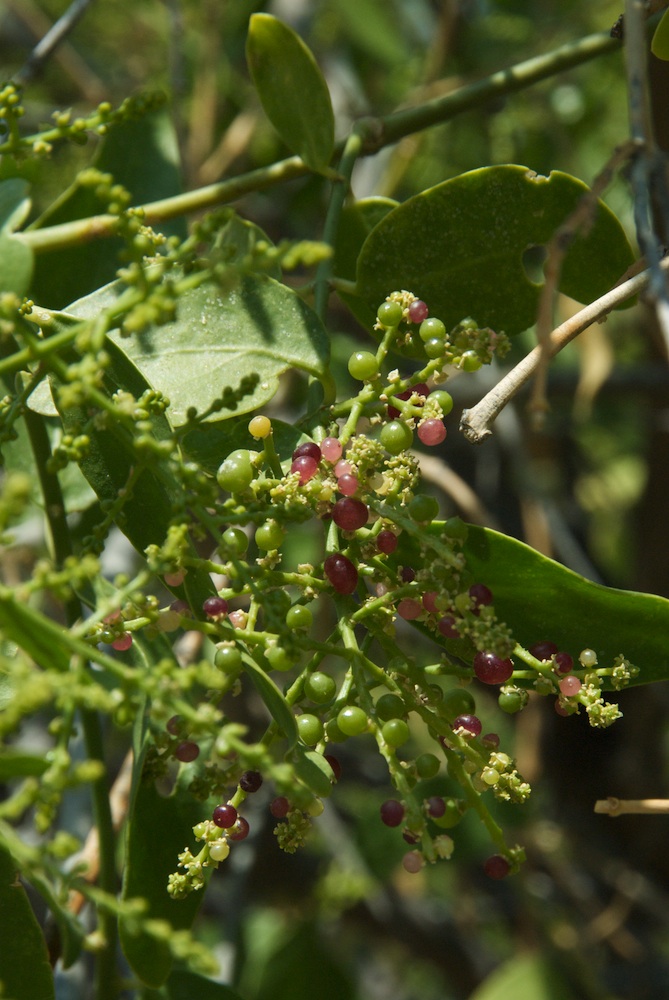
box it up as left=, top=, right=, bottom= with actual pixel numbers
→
left=249, top=415, right=272, bottom=439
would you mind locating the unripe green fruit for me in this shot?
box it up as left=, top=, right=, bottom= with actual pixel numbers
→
left=348, top=350, right=379, bottom=381
left=429, top=390, right=454, bottom=416
left=296, top=713, right=324, bottom=746
left=432, top=798, right=464, bottom=828
left=461, top=351, right=482, bottom=372
left=441, top=687, right=476, bottom=721
left=286, top=604, right=313, bottom=630
left=498, top=690, right=524, bottom=714
left=214, top=646, right=242, bottom=673
left=408, top=494, right=440, bottom=523
left=415, top=752, right=440, bottom=779
left=375, top=693, right=406, bottom=721
left=305, top=671, right=336, bottom=704
left=424, top=337, right=445, bottom=359
left=443, top=517, right=468, bottom=541
left=222, top=526, right=249, bottom=555
left=380, top=420, right=413, bottom=455
left=381, top=718, right=410, bottom=748
left=419, top=317, right=446, bottom=342
left=255, top=519, right=286, bottom=551
left=337, top=705, right=368, bottom=736
left=265, top=645, right=293, bottom=672
left=217, top=450, right=254, bottom=493
left=377, top=300, right=403, bottom=327
left=325, top=718, right=348, bottom=743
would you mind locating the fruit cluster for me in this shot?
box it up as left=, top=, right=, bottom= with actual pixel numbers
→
left=88, top=292, right=634, bottom=894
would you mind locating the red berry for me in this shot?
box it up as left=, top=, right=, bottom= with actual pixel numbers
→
left=203, top=596, right=228, bottom=619
left=408, top=300, right=429, bottom=323
left=380, top=799, right=405, bottom=827
left=397, top=598, right=422, bottom=620
left=291, top=455, right=319, bottom=483
left=473, top=651, right=514, bottom=685
left=332, top=497, right=369, bottom=531
left=437, top=615, right=460, bottom=639
left=529, top=641, right=559, bottom=661
left=270, top=796, right=290, bottom=818
left=417, top=419, right=447, bottom=446
left=324, top=755, right=341, bottom=781
left=452, top=714, right=482, bottom=737
left=292, top=442, right=322, bottom=463
left=377, top=530, right=398, bottom=554
left=324, top=553, right=358, bottom=594
left=469, top=583, right=493, bottom=608
left=213, top=804, right=238, bottom=828
left=337, top=474, right=359, bottom=496
left=483, top=854, right=511, bottom=879
left=482, top=732, right=500, bottom=749
left=422, top=591, right=439, bottom=613
left=175, top=741, right=200, bottom=762
left=112, top=632, right=133, bottom=651
left=554, top=651, right=574, bottom=674
left=228, top=816, right=250, bottom=841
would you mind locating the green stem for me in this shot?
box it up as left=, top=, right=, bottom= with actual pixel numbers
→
left=16, top=32, right=619, bottom=257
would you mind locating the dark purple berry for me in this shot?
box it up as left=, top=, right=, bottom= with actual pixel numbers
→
left=426, top=796, right=446, bottom=818
left=377, top=529, right=398, bottom=554
left=332, top=497, right=369, bottom=531
left=482, top=732, right=500, bottom=749
left=554, top=651, right=574, bottom=674
left=213, top=804, right=238, bottom=828
left=529, top=640, right=559, bottom=661
left=175, top=741, right=200, bottom=763
left=473, top=651, right=514, bottom=685
left=469, top=583, right=493, bottom=609
left=403, top=830, right=420, bottom=845
left=229, top=816, right=250, bottom=841
left=401, top=566, right=416, bottom=583
left=324, top=755, right=341, bottom=781
left=483, top=854, right=511, bottom=879
left=452, top=714, right=482, bottom=737
left=203, top=596, right=228, bottom=619
left=380, top=799, right=405, bottom=827
left=166, top=715, right=183, bottom=736
left=292, top=442, right=322, bottom=463
left=239, top=770, right=263, bottom=793
left=324, top=553, right=358, bottom=594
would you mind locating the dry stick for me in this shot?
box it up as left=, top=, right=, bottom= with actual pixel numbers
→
left=594, top=797, right=669, bottom=815
left=529, top=141, right=639, bottom=426
left=460, top=255, right=669, bottom=444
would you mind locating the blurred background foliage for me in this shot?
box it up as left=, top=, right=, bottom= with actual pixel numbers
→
left=3, top=1, right=669, bottom=998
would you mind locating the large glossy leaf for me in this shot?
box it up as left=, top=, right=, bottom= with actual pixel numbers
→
left=0, top=844, right=55, bottom=1000
left=333, top=197, right=398, bottom=332
left=458, top=525, right=669, bottom=686
left=29, top=109, right=186, bottom=310
left=355, top=166, right=635, bottom=335
left=246, top=14, right=335, bottom=172
left=61, top=272, right=330, bottom=426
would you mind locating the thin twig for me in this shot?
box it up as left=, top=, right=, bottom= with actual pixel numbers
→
left=594, top=796, right=669, bottom=815
left=14, top=0, right=96, bottom=84
left=460, top=256, right=669, bottom=444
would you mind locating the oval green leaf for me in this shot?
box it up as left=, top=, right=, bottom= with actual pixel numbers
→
left=241, top=652, right=298, bottom=748
left=246, top=14, right=334, bottom=172
left=62, top=272, right=330, bottom=427
left=651, top=8, right=669, bottom=59
left=0, top=844, right=55, bottom=1000
left=290, top=746, right=334, bottom=798
left=470, top=952, right=572, bottom=1000
left=0, top=233, right=34, bottom=296
left=0, top=178, right=31, bottom=233
left=355, top=165, right=635, bottom=335
left=459, top=524, right=669, bottom=686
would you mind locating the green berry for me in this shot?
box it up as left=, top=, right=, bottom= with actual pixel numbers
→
left=325, top=718, right=348, bottom=743
left=265, top=645, right=293, bottom=672
left=337, top=705, right=368, bottom=736
left=222, top=526, right=249, bottom=555
left=375, top=693, right=406, bottom=721
left=461, top=350, right=482, bottom=372
left=377, top=300, right=403, bottom=327
left=255, top=519, right=286, bottom=551
left=348, top=351, right=379, bottom=381
left=381, top=718, right=410, bottom=748
left=408, top=494, right=440, bottom=523
left=443, top=516, right=468, bottom=541
left=416, top=752, right=440, bottom=779
left=297, top=714, right=324, bottom=746
left=432, top=798, right=464, bottom=828
left=498, top=690, right=524, bottom=714
left=429, top=390, right=454, bottom=416
left=380, top=420, right=413, bottom=455
left=441, top=687, right=476, bottom=721
left=286, top=604, right=313, bottom=630
left=423, top=337, right=445, bottom=359
left=418, top=317, right=446, bottom=342
left=217, top=450, right=254, bottom=493
left=305, top=671, right=336, bottom=704
left=214, top=646, right=242, bottom=673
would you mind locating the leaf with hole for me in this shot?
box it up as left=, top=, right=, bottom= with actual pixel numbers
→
left=355, top=165, right=635, bottom=336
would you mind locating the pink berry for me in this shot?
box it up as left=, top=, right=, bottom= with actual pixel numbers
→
left=380, top=799, right=405, bottom=827
left=112, top=632, right=133, bottom=651
left=377, top=530, right=398, bottom=554
left=213, top=804, right=238, bottom=828
left=402, top=850, right=424, bottom=873
left=417, top=419, right=447, bottom=446
left=164, top=569, right=186, bottom=586
left=408, top=300, right=429, bottom=323
left=334, top=460, right=353, bottom=478
left=170, top=599, right=190, bottom=615
left=321, top=437, right=343, bottom=463
left=291, top=455, right=319, bottom=483
left=422, top=591, right=439, bottom=613
left=337, top=474, right=359, bottom=497
left=397, top=598, right=422, bottom=620
left=473, top=651, right=514, bottom=685
left=559, top=675, right=582, bottom=696
left=324, top=553, right=358, bottom=594
left=332, top=497, right=369, bottom=531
